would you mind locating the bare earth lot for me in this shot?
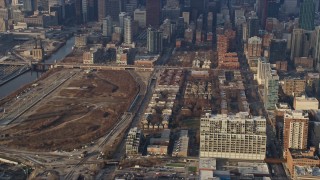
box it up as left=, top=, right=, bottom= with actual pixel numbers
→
left=0, top=70, right=138, bottom=151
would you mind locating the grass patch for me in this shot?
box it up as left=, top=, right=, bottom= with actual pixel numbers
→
left=188, top=166, right=197, bottom=172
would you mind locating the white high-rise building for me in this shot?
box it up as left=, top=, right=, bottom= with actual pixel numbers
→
left=119, top=12, right=127, bottom=35
left=102, top=16, right=113, bottom=37
left=124, top=16, right=133, bottom=44
left=200, top=112, right=267, bottom=160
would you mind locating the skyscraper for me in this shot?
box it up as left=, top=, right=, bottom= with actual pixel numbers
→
left=283, top=110, right=309, bottom=156
left=49, top=0, right=65, bottom=18
left=299, top=0, right=315, bottom=30
left=147, top=27, right=163, bottom=54
left=314, top=26, right=320, bottom=71
left=269, top=39, right=287, bottom=63
left=98, top=0, right=106, bottom=21
left=102, top=16, right=113, bottom=36
left=146, top=0, right=161, bottom=27
left=119, top=12, right=127, bottom=34
left=24, top=0, right=36, bottom=12
left=264, top=68, right=279, bottom=110
left=290, top=28, right=303, bottom=61
left=124, top=16, right=133, bottom=44
left=247, top=15, right=260, bottom=38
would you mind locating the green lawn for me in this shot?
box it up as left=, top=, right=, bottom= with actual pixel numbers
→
left=188, top=166, right=197, bottom=172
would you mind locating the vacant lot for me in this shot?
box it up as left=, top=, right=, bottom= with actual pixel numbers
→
left=0, top=70, right=138, bottom=151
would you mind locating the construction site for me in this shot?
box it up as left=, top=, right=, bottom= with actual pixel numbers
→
left=0, top=69, right=139, bottom=151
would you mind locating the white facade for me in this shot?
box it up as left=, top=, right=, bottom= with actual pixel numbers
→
left=294, top=95, right=319, bottom=110
left=124, top=16, right=133, bottom=44
left=200, top=112, right=267, bottom=160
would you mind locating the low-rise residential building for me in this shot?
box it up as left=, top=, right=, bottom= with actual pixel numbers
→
left=287, top=147, right=320, bottom=179
left=282, top=78, right=306, bottom=97
left=294, top=95, right=319, bottom=110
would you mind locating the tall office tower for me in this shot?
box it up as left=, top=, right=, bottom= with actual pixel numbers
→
left=88, top=0, right=97, bottom=21
left=247, top=15, right=260, bottom=38
left=107, top=0, right=121, bottom=21
left=264, top=68, right=279, bottom=110
left=196, top=14, right=203, bottom=31
left=75, top=0, right=82, bottom=24
left=315, top=0, right=320, bottom=12
left=207, top=12, right=213, bottom=32
left=315, top=26, right=320, bottom=71
left=282, top=0, right=298, bottom=14
left=125, top=0, right=137, bottom=15
left=98, top=0, right=106, bottom=21
left=0, top=0, right=6, bottom=8
left=257, top=57, right=271, bottom=85
left=283, top=111, right=309, bottom=156
left=147, top=27, right=163, bottom=54
left=82, top=0, right=88, bottom=23
left=191, top=0, right=205, bottom=15
left=269, top=39, right=287, bottom=63
left=134, top=8, right=146, bottom=28
left=182, top=12, right=190, bottom=25
left=124, top=16, right=133, bottom=44
left=38, top=0, right=49, bottom=11
left=200, top=112, right=267, bottom=160
left=24, top=0, right=36, bottom=12
left=146, top=0, right=161, bottom=27
left=176, top=17, right=185, bottom=38
left=267, top=0, right=280, bottom=18
left=299, top=0, right=315, bottom=30
left=162, top=0, right=180, bottom=22
left=290, top=28, right=303, bottom=61
left=49, top=0, right=65, bottom=18
left=246, top=36, right=262, bottom=57
left=102, top=15, right=112, bottom=36
left=119, top=12, right=126, bottom=34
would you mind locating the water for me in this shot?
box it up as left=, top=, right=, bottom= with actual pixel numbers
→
left=0, top=37, right=75, bottom=98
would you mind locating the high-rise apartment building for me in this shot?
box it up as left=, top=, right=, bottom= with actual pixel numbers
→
left=247, top=15, right=260, bottom=38
left=147, top=27, right=163, bottom=54
left=283, top=111, right=309, bottom=155
left=102, top=16, right=112, bottom=37
left=269, top=39, right=287, bottom=63
left=315, top=26, right=320, bottom=71
left=124, top=16, right=133, bottom=44
left=200, top=112, right=267, bottom=160
left=290, top=28, right=303, bottom=61
left=264, top=69, right=279, bottom=110
left=146, top=0, right=161, bottom=27
left=299, top=0, right=315, bottom=31
left=246, top=36, right=262, bottom=57
left=119, top=12, right=127, bottom=34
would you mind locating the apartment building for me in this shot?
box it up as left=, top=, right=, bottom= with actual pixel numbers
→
left=200, top=112, right=267, bottom=160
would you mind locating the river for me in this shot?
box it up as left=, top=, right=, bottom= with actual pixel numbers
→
left=0, top=36, right=75, bottom=98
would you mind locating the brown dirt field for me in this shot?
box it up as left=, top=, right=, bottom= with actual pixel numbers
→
left=0, top=70, right=138, bottom=151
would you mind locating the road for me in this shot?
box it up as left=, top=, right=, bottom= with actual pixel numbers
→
left=0, top=70, right=78, bottom=125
